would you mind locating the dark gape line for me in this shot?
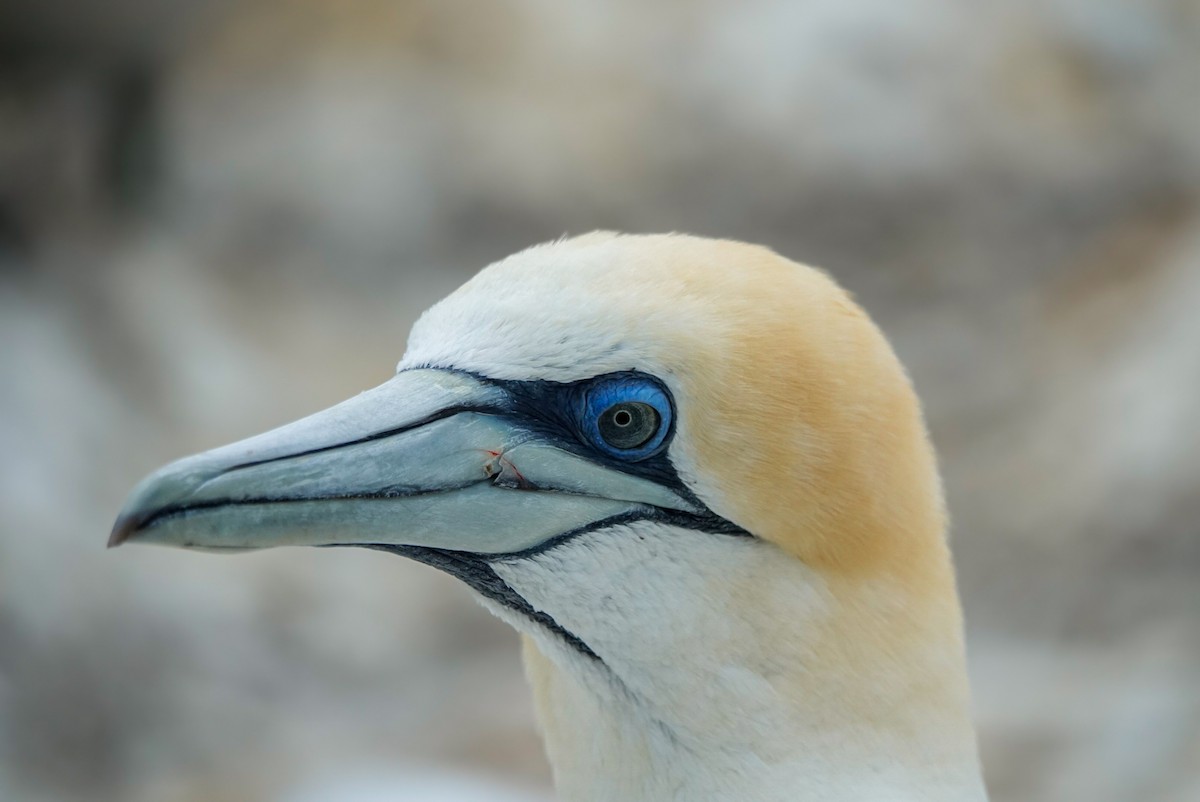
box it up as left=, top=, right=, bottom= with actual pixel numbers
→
left=358, top=544, right=602, bottom=662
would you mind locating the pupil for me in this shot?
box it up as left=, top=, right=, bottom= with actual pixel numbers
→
left=613, top=409, right=633, bottom=427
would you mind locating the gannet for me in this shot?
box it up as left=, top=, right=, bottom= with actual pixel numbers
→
left=111, top=232, right=988, bottom=801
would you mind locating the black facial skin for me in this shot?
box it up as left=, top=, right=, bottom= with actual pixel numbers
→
left=358, top=369, right=750, bottom=661
left=363, top=543, right=602, bottom=660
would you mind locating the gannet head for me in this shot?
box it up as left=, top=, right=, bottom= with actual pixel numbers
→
left=112, top=232, right=985, bottom=800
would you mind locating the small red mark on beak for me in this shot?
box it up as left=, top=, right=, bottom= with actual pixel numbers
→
left=479, top=448, right=531, bottom=489
left=499, top=453, right=530, bottom=489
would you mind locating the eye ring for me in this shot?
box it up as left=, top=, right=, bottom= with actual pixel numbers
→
left=579, top=374, right=673, bottom=460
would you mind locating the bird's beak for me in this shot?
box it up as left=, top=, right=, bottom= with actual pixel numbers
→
left=110, top=369, right=694, bottom=555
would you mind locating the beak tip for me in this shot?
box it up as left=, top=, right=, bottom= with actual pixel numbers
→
left=108, top=515, right=140, bottom=548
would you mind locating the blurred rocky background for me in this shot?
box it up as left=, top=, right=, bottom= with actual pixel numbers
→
left=1, top=1, right=1198, bottom=800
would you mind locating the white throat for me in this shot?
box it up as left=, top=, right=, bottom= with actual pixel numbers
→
left=484, top=523, right=987, bottom=802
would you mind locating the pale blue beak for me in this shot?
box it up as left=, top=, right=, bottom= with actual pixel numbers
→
left=110, top=369, right=696, bottom=555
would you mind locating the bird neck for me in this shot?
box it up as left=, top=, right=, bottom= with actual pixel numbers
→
left=518, top=536, right=987, bottom=802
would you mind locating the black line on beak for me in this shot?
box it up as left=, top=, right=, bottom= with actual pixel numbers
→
left=109, top=481, right=488, bottom=548
left=218, top=403, right=503, bottom=475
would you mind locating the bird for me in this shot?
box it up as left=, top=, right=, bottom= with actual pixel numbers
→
left=110, top=232, right=988, bottom=801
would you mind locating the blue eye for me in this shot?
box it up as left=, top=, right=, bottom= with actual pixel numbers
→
left=580, top=375, right=673, bottom=460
